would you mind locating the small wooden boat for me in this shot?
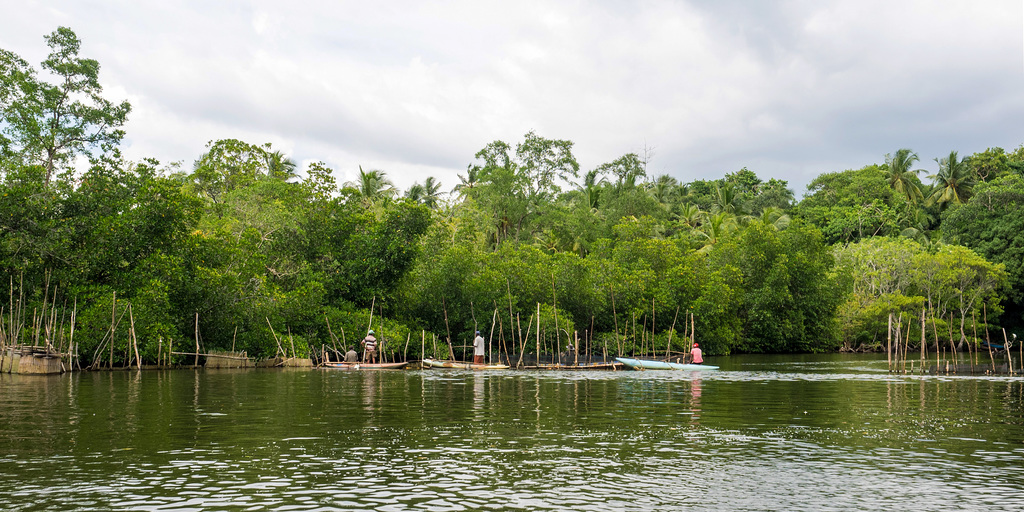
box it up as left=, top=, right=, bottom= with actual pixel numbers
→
left=422, top=358, right=509, bottom=370
left=616, top=357, right=719, bottom=371
left=532, top=362, right=624, bottom=371
left=323, top=361, right=408, bottom=370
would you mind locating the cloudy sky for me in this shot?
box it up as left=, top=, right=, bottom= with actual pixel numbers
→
left=3, top=1, right=1023, bottom=196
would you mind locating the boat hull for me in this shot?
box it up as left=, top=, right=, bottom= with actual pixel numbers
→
left=615, top=357, right=718, bottom=371
left=422, top=358, right=509, bottom=370
left=323, top=361, right=408, bottom=370
left=532, top=362, right=624, bottom=371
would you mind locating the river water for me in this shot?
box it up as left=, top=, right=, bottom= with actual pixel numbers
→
left=1, top=353, right=1023, bottom=511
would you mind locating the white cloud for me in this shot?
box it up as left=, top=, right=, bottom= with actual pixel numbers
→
left=2, top=0, right=1022, bottom=196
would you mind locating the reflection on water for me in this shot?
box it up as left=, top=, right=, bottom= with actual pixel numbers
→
left=1, top=355, right=1023, bottom=511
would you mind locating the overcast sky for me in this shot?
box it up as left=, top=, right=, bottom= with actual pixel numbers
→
left=3, top=1, right=1023, bottom=196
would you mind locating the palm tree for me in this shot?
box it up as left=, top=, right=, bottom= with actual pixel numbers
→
left=348, top=166, right=396, bottom=201
left=581, top=169, right=606, bottom=211
left=926, top=151, right=975, bottom=207
left=758, top=206, right=791, bottom=231
left=407, top=176, right=443, bottom=208
left=712, top=183, right=745, bottom=216
left=421, top=176, right=442, bottom=208
left=677, top=203, right=703, bottom=229
left=884, top=149, right=924, bottom=203
left=648, top=174, right=678, bottom=206
left=698, top=211, right=738, bottom=252
left=405, top=183, right=425, bottom=203
left=266, top=150, right=298, bottom=181
left=453, top=165, right=481, bottom=199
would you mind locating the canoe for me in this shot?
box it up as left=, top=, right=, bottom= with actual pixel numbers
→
left=422, top=358, right=509, bottom=370
left=615, top=357, right=719, bottom=371
left=323, top=361, right=408, bottom=370
left=532, top=362, right=624, bottom=371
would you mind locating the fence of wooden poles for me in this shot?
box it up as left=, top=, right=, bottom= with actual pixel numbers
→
left=886, top=309, right=1021, bottom=375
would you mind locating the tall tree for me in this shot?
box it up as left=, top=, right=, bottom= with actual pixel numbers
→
left=0, top=27, right=131, bottom=185
left=406, top=177, right=442, bottom=208
left=190, top=139, right=271, bottom=205
left=927, top=151, right=975, bottom=207
left=265, top=150, right=297, bottom=181
left=452, top=165, right=481, bottom=199
left=347, top=166, right=396, bottom=201
left=884, top=148, right=924, bottom=203
left=595, top=153, right=645, bottom=191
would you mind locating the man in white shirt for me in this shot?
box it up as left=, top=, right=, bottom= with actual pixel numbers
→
left=473, top=331, right=485, bottom=364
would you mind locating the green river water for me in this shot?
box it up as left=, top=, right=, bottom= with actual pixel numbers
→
left=1, top=353, right=1023, bottom=511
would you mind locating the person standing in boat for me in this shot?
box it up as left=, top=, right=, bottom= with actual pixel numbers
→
left=473, top=331, right=485, bottom=364
left=362, top=330, right=378, bottom=364
left=344, top=346, right=358, bottom=363
left=690, top=342, right=704, bottom=365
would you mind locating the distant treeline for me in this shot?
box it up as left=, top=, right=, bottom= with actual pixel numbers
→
left=1, top=27, right=1021, bottom=364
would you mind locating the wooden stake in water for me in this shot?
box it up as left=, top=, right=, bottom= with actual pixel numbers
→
left=442, top=297, right=455, bottom=361
left=1006, top=328, right=1014, bottom=375
left=111, top=292, right=116, bottom=369
left=887, top=313, right=892, bottom=372
left=920, top=309, right=926, bottom=364
left=665, top=306, right=679, bottom=359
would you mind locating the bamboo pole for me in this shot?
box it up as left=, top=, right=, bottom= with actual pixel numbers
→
left=380, top=302, right=387, bottom=364
left=897, top=312, right=904, bottom=369
left=964, top=315, right=973, bottom=368
left=366, top=296, right=376, bottom=336
left=129, top=304, right=141, bottom=370
left=948, top=313, right=957, bottom=367
left=111, top=292, right=116, bottom=369
left=442, top=296, right=454, bottom=360
left=665, top=306, right=679, bottom=359
left=886, top=313, right=892, bottom=372
left=325, top=315, right=340, bottom=356
left=506, top=278, right=516, bottom=362
left=589, top=315, right=595, bottom=361
left=551, top=272, right=560, bottom=366
left=287, top=326, right=296, bottom=359
left=470, top=301, right=478, bottom=337
left=631, top=313, right=636, bottom=358
left=496, top=304, right=511, bottom=365
left=610, top=286, right=620, bottom=356
left=903, top=314, right=912, bottom=373
left=488, top=308, right=497, bottom=364
left=265, top=317, right=285, bottom=358
left=536, top=303, right=541, bottom=364
left=920, top=308, right=926, bottom=364
left=195, top=311, right=203, bottom=367
left=517, top=313, right=531, bottom=368
left=573, top=330, right=579, bottom=366
left=691, top=311, right=695, bottom=347
left=69, top=298, right=76, bottom=371
left=971, top=311, right=979, bottom=369
left=403, top=332, right=411, bottom=362
left=1006, top=328, right=1015, bottom=375
left=651, top=298, right=656, bottom=359
left=984, top=303, right=994, bottom=372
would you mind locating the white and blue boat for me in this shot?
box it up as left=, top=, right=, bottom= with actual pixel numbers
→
left=616, top=357, right=719, bottom=371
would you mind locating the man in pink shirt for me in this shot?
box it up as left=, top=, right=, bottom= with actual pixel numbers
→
left=690, top=343, right=703, bottom=364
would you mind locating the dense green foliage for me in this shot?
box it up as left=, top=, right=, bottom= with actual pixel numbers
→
left=0, top=28, right=1020, bottom=365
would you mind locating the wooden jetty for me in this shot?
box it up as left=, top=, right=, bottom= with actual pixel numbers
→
left=1, top=345, right=65, bottom=375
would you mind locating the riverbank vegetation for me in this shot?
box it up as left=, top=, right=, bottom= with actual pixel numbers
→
left=2, top=28, right=1021, bottom=365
